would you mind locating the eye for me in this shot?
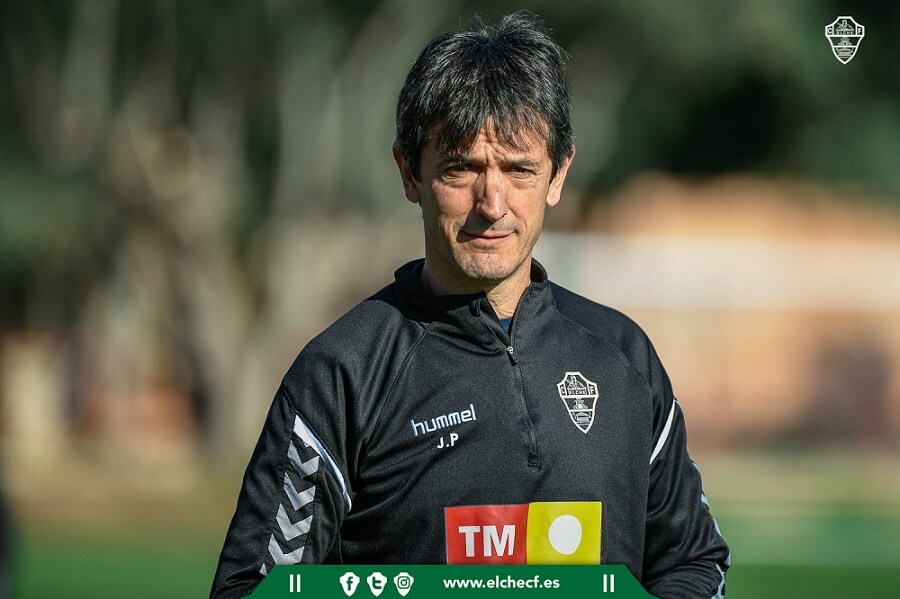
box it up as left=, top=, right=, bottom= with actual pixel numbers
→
left=509, top=165, right=535, bottom=177
left=442, top=162, right=472, bottom=178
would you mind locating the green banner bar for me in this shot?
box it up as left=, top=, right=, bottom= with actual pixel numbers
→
left=250, top=565, right=653, bottom=598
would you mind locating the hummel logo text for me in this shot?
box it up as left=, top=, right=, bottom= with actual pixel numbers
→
left=410, top=403, right=476, bottom=436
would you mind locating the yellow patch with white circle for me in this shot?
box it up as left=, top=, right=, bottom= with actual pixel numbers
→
left=525, top=501, right=602, bottom=564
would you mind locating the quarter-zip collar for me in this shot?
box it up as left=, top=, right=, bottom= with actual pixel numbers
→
left=391, top=258, right=553, bottom=354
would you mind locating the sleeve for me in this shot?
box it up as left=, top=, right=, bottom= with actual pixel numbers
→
left=642, top=396, right=731, bottom=599
left=210, top=354, right=354, bottom=599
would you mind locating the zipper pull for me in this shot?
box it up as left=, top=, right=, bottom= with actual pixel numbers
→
left=506, top=345, right=518, bottom=364
left=506, top=345, right=517, bottom=364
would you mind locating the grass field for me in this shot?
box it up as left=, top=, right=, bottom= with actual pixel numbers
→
left=8, top=448, right=900, bottom=597
left=12, top=513, right=900, bottom=598
left=13, top=543, right=900, bottom=598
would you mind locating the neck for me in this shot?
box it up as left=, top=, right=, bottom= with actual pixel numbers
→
left=421, top=259, right=532, bottom=319
left=483, top=275, right=529, bottom=318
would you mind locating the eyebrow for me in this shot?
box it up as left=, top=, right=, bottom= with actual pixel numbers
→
left=438, top=154, right=467, bottom=166
left=437, top=154, right=543, bottom=169
left=506, top=158, right=542, bottom=169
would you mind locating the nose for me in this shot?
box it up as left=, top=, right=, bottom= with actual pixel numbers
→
left=474, top=168, right=508, bottom=222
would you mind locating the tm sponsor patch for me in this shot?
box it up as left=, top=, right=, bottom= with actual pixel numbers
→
left=444, top=502, right=602, bottom=564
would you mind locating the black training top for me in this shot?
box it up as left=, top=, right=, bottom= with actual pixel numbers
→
left=211, top=259, right=730, bottom=598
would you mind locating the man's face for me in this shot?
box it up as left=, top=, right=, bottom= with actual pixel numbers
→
left=394, top=123, right=574, bottom=294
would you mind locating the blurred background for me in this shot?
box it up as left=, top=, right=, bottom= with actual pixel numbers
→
left=1, top=1, right=899, bottom=596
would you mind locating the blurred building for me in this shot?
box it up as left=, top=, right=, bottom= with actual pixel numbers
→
left=540, top=174, right=900, bottom=447
left=3, top=175, right=899, bottom=472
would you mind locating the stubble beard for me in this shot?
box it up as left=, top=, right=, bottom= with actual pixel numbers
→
left=455, top=250, right=519, bottom=283
left=450, top=229, right=542, bottom=292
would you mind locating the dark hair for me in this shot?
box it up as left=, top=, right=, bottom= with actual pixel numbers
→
left=395, top=11, right=573, bottom=179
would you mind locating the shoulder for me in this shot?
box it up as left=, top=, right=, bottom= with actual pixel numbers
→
left=314, top=284, right=420, bottom=346
left=549, top=281, right=676, bottom=436
left=549, top=282, right=660, bottom=387
left=282, top=283, right=426, bottom=391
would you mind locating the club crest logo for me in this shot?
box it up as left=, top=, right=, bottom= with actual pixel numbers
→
left=825, top=16, right=864, bottom=64
left=556, top=372, right=599, bottom=434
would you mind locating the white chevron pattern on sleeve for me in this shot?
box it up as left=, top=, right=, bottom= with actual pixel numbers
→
left=268, top=533, right=306, bottom=565
left=288, top=443, right=320, bottom=477
left=292, top=414, right=352, bottom=511
left=276, top=504, right=313, bottom=541
left=283, top=471, right=316, bottom=512
left=261, top=434, right=322, bottom=573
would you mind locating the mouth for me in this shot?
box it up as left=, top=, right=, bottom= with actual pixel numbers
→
left=459, top=230, right=513, bottom=246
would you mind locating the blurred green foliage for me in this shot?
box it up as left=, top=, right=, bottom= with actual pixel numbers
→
left=3, top=7, right=898, bottom=594
left=2, top=0, right=898, bottom=328
left=14, top=512, right=900, bottom=598
left=1, top=0, right=898, bottom=452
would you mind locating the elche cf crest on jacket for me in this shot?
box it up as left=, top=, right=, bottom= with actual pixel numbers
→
left=557, top=372, right=599, bottom=433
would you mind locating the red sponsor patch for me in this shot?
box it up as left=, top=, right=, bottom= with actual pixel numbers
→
left=444, top=504, right=528, bottom=564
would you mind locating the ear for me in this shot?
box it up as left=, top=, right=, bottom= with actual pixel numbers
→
left=393, top=146, right=421, bottom=204
left=545, top=146, right=575, bottom=208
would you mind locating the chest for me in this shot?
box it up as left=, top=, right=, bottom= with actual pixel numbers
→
left=341, top=322, right=655, bottom=563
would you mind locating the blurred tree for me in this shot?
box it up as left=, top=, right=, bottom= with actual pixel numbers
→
left=0, top=0, right=897, bottom=459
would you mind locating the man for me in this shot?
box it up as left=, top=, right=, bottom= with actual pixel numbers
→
left=212, top=12, right=729, bottom=598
